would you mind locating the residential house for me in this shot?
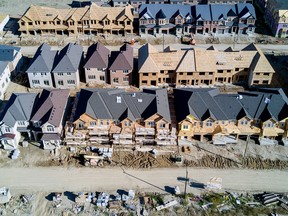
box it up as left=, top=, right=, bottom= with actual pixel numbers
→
left=0, top=45, right=23, bottom=100
left=84, top=43, right=110, bottom=84
left=0, top=14, right=9, bottom=32
left=138, top=43, right=274, bottom=87
left=264, top=0, right=288, bottom=38
left=0, top=93, right=38, bottom=150
left=139, top=3, right=256, bottom=36
left=30, top=89, right=70, bottom=149
left=26, top=43, right=57, bottom=88
left=109, top=44, right=133, bottom=86
left=65, top=88, right=176, bottom=146
left=174, top=88, right=288, bottom=145
left=237, top=3, right=256, bottom=33
left=18, top=3, right=133, bottom=36
left=112, top=0, right=129, bottom=7
left=210, top=4, right=238, bottom=34
left=139, top=4, right=194, bottom=36
left=52, top=43, right=83, bottom=89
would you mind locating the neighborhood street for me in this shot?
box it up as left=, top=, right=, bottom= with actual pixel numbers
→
left=1, top=167, right=288, bottom=195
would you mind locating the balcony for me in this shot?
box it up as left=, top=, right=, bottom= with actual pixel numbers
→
left=135, top=127, right=155, bottom=136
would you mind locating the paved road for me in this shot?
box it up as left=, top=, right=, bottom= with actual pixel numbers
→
left=19, top=44, right=288, bottom=57
left=0, top=167, right=287, bottom=195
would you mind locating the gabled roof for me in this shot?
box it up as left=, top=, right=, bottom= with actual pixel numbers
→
left=210, top=4, right=237, bottom=21
left=243, top=43, right=275, bottom=73
left=109, top=44, right=133, bottom=71
left=52, top=43, right=83, bottom=73
left=174, top=88, right=288, bottom=123
left=156, top=9, right=167, bottom=19
left=0, top=45, right=21, bottom=62
left=73, top=88, right=171, bottom=122
left=237, top=3, right=256, bottom=19
left=84, top=42, right=109, bottom=69
left=0, top=93, right=38, bottom=127
left=31, top=89, right=70, bottom=127
left=139, top=4, right=193, bottom=20
left=26, top=43, right=57, bottom=73
left=195, top=5, right=211, bottom=21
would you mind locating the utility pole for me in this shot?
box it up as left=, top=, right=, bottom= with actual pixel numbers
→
left=184, top=165, right=188, bottom=199
left=162, top=33, right=164, bottom=52
left=243, top=135, right=250, bottom=158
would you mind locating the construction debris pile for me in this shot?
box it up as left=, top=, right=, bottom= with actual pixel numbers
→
left=183, top=155, right=240, bottom=168
left=241, top=157, right=288, bottom=169
left=113, top=151, right=176, bottom=168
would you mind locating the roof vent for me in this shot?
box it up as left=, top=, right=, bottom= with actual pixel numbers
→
left=237, top=94, right=243, bottom=100
left=116, top=96, right=121, bottom=103
left=132, top=93, right=136, bottom=97
left=138, top=98, right=142, bottom=103
left=46, top=14, right=53, bottom=16
left=264, top=97, right=270, bottom=104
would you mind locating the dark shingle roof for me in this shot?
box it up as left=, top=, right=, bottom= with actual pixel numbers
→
left=31, top=89, right=70, bottom=127
left=0, top=93, right=39, bottom=127
left=73, top=88, right=171, bottom=122
left=84, top=42, right=109, bottom=69
left=26, top=43, right=57, bottom=73
left=52, top=43, right=83, bottom=73
left=156, top=9, right=167, bottom=19
left=109, top=44, right=133, bottom=71
left=0, top=45, right=21, bottom=62
left=237, top=3, right=256, bottom=19
left=174, top=88, right=288, bottom=122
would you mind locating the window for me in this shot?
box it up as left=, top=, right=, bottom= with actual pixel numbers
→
left=123, top=70, right=129, bottom=74
left=235, top=68, right=239, bottom=71
left=67, top=73, right=71, bottom=75
left=32, top=80, right=40, bottom=84
left=58, top=73, right=64, bottom=76
left=241, top=120, right=248, bottom=125
left=100, top=76, right=105, bottom=81
left=143, top=73, right=148, bottom=76
left=97, top=68, right=103, bottom=71
left=124, top=121, right=131, bottom=127
left=199, top=72, right=205, bottom=76
left=5, top=127, right=10, bottom=133
left=209, top=72, right=213, bottom=75
left=47, top=126, right=54, bottom=132
left=18, top=121, right=25, bottom=126
left=183, top=125, right=189, bottom=130
left=67, top=80, right=75, bottom=84
left=44, top=80, right=49, bottom=86
left=88, top=75, right=96, bottom=79
left=78, top=123, right=84, bottom=129
left=100, top=120, right=104, bottom=125
left=263, top=73, right=270, bottom=76
left=90, top=121, right=96, bottom=126
left=179, top=72, right=183, bottom=75
left=58, top=80, right=64, bottom=85
left=33, top=73, right=37, bottom=76
left=113, top=78, right=119, bottom=83
left=41, top=73, right=46, bottom=76
left=112, top=70, right=116, bottom=73
left=206, top=120, right=213, bottom=127
left=127, top=21, right=131, bottom=25
left=159, top=123, right=165, bottom=128
left=262, top=80, right=269, bottom=84
left=123, top=77, right=129, bottom=82
left=218, top=70, right=223, bottom=73
left=87, top=68, right=90, bottom=71
left=148, top=121, right=155, bottom=126
left=227, top=70, right=231, bottom=73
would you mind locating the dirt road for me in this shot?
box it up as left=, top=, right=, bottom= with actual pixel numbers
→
left=0, top=167, right=287, bottom=195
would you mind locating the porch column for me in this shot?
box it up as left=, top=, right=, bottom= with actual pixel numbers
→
left=200, top=135, right=204, bottom=142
